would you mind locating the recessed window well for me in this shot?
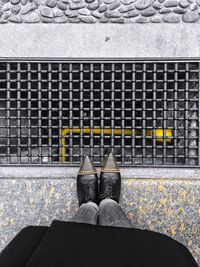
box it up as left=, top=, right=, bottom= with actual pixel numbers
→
left=0, top=60, right=198, bottom=166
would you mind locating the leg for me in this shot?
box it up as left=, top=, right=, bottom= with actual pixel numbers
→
left=71, top=155, right=99, bottom=225
left=70, top=201, right=99, bottom=225
left=99, top=199, right=133, bottom=228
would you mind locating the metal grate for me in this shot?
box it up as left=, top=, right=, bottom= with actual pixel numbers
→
left=0, top=60, right=199, bottom=166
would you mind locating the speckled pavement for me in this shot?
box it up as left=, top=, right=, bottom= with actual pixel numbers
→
left=0, top=178, right=199, bottom=265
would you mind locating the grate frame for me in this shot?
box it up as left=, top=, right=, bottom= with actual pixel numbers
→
left=0, top=58, right=199, bottom=167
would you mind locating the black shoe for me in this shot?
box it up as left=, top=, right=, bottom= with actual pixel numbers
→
left=77, top=155, right=98, bottom=206
left=99, top=152, right=121, bottom=203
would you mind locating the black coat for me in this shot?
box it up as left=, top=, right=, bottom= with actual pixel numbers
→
left=0, top=220, right=198, bottom=267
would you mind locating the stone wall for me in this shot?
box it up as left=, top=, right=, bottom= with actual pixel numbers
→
left=0, top=0, right=200, bottom=23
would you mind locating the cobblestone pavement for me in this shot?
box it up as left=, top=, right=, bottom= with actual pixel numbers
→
left=0, top=0, right=200, bottom=23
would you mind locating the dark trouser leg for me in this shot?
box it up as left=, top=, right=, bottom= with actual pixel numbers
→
left=99, top=199, right=133, bottom=228
left=70, top=201, right=99, bottom=225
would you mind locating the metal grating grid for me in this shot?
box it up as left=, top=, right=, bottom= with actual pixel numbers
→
left=0, top=60, right=199, bottom=166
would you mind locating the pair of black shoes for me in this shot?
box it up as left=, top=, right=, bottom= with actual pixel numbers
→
left=77, top=152, right=121, bottom=206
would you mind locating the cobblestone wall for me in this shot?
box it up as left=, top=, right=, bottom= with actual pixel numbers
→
left=0, top=0, right=200, bottom=23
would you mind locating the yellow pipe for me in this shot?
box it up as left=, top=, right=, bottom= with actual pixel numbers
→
left=146, top=129, right=173, bottom=143
left=61, top=128, right=173, bottom=162
left=61, top=128, right=132, bottom=162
